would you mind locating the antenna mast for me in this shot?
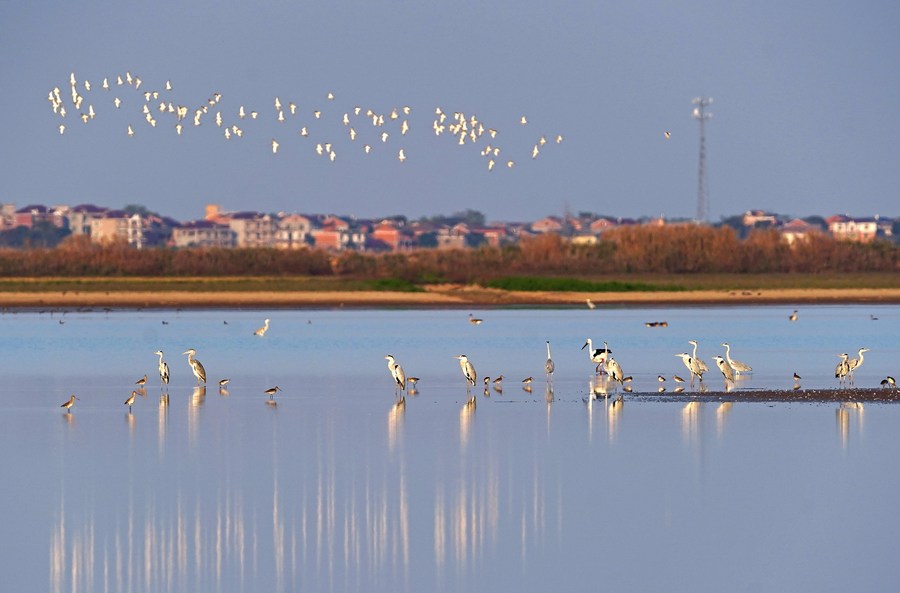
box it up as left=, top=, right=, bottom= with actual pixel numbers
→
left=692, top=97, right=713, bottom=222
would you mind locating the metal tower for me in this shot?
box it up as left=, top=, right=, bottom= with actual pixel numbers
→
left=692, top=97, right=713, bottom=222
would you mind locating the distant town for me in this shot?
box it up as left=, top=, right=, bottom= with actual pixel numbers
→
left=1, top=203, right=896, bottom=250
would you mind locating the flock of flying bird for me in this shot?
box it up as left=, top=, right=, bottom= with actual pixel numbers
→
left=48, top=71, right=563, bottom=171
left=58, top=314, right=896, bottom=414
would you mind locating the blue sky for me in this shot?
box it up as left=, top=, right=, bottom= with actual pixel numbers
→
left=1, top=1, right=898, bottom=223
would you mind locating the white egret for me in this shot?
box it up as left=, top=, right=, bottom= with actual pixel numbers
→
left=545, top=341, right=555, bottom=376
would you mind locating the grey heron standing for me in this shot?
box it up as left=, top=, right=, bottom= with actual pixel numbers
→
left=711, top=355, right=735, bottom=385
left=605, top=356, right=624, bottom=391
left=675, top=353, right=703, bottom=386
left=848, top=347, right=870, bottom=384
left=183, top=348, right=207, bottom=385
left=154, top=350, right=169, bottom=389
left=454, top=355, right=477, bottom=388
left=688, top=340, right=709, bottom=376
left=384, top=355, right=407, bottom=392
left=545, top=341, right=555, bottom=377
left=835, top=353, right=850, bottom=386
left=721, top=343, right=752, bottom=375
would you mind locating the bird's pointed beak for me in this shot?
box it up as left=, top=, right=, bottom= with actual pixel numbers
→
left=581, top=342, right=587, bottom=350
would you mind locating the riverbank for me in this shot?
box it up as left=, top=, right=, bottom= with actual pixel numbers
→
left=1, top=285, right=899, bottom=308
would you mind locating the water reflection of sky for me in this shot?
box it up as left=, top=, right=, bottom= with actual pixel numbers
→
left=0, top=305, right=898, bottom=592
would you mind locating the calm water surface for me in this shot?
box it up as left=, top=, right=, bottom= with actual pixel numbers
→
left=2, top=304, right=898, bottom=592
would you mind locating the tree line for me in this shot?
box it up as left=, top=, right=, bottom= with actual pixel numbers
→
left=0, top=227, right=895, bottom=280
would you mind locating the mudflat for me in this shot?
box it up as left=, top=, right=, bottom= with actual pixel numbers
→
left=1, top=286, right=899, bottom=308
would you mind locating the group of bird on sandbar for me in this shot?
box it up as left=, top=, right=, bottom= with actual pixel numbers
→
left=48, top=71, right=563, bottom=171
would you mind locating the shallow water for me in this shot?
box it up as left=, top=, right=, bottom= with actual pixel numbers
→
left=2, top=304, right=899, bottom=592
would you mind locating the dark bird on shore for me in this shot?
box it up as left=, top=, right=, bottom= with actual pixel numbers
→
left=881, top=376, right=896, bottom=389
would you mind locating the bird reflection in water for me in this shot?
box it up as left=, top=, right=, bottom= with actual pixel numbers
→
left=682, top=401, right=701, bottom=445
left=607, top=394, right=623, bottom=441
left=460, top=394, right=476, bottom=447
left=716, top=402, right=732, bottom=438
left=388, top=396, right=405, bottom=451
left=191, top=385, right=207, bottom=406
left=837, top=402, right=864, bottom=449
left=590, top=375, right=609, bottom=400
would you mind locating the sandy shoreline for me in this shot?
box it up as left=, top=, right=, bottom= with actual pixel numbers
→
left=0, top=286, right=899, bottom=308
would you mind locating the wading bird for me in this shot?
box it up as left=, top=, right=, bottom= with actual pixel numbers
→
left=711, top=355, right=735, bottom=384
left=789, top=310, right=798, bottom=321
left=154, top=350, right=169, bottom=388
left=722, top=343, right=752, bottom=375
left=135, top=374, right=147, bottom=387
left=124, top=390, right=138, bottom=412
left=675, top=353, right=703, bottom=386
left=468, top=314, right=483, bottom=325
left=60, top=395, right=79, bottom=413
left=183, top=349, right=207, bottom=385
left=384, top=355, right=406, bottom=391
left=881, top=376, right=896, bottom=390
left=265, top=386, right=281, bottom=398
left=582, top=339, right=612, bottom=373
left=688, top=340, right=709, bottom=375
left=545, top=341, right=555, bottom=377
left=835, top=353, right=850, bottom=386
left=254, top=318, right=270, bottom=337
left=606, top=356, right=624, bottom=389
left=455, top=355, right=477, bottom=388
left=218, top=378, right=230, bottom=387
left=848, top=347, right=870, bottom=384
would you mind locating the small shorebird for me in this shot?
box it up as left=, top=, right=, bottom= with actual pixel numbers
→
left=522, top=376, right=533, bottom=385
left=881, top=376, right=896, bottom=390
left=135, top=375, right=147, bottom=387
left=60, top=395, right=79, bottom=413
left=673, top=375, right=685, bottom=383
left=468, top=314, right=483, bottom=325
left=793, top=372, right=802, bottom=381
left=658, top=375, right=666, bottom=382
left=789, top=310, right=798, bottom=321
left=407, top=377, right=419, bottom=388
left=265, top=386, right=282, bottom=398
left=493, top=375, right=504, bottom=385
left=124, top=390, right=138, bottom=412
left=219, top=379, right=230, bottom=387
